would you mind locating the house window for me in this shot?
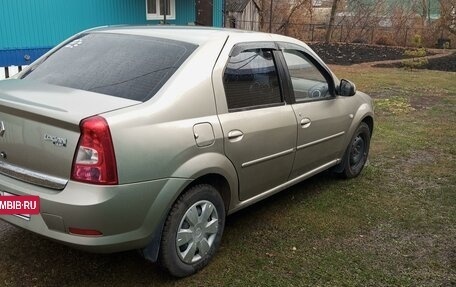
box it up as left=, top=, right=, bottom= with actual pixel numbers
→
left=146, top=0, right=175, bottom=20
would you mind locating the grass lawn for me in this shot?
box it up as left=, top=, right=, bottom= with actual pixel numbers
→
left=0, top=67, right=455, bottom=286
left=188, top=67, right=455, bottom=286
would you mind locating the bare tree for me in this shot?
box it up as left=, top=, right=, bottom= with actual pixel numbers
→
left=335, top=0, right=388, bottom=43
left=421, top=0, right=429, bottom=25
left=325, top=0, right=340, bottom=42
left=388, top=1, right=419, bottom=45
left=438, top=0, right=456, bottom=35
left=276, top=0, right=312, bottom=34
left=258, top=0, right=286, bottom=33
left=259, top=0, right=266, bottom=31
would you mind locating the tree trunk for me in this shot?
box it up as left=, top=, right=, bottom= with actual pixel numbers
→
left=259, top=0, right=266, bottom=31
left=421, top=0, right=428, bottom=26
left=325, top=0, right=339, bottom=43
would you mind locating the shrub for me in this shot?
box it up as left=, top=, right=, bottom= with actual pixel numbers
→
left=412, top=34, right=423, bottom=48
left=402, top=47, right=428, bottom=70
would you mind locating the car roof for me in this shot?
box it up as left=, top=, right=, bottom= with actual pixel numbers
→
left=89, top=25, right=264, bottom=45
left=86, top=25, right=321, bottom=66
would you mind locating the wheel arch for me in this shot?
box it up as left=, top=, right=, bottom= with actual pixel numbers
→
left=142, top=153, right=238, bottom=263
left=361, top=115, right=374, bottom=137
left=344, top=103, right=374, bottom=149
left=171, top=152, right=238, bottom=210
left=333, top=103, right=373, bottom=174
left=184, top=174, right=232, bottom=212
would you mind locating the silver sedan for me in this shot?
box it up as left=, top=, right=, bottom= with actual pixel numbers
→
left=0, top=26, right=373, bottom=277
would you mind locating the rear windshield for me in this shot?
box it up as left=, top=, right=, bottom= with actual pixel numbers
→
left=22, top=33, right=197, bottom=102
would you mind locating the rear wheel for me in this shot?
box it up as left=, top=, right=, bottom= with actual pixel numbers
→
left=338, top=122, right=371, bottom=178
left=159, top=184, right=225, bottom=277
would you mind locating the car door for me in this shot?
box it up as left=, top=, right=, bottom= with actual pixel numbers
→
left=277, top=42, right=355, bottom=179
left=217, top=43, right=297, bottom=201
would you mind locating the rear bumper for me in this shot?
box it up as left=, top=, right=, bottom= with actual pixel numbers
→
left=0, top=174, right=192, bottom=253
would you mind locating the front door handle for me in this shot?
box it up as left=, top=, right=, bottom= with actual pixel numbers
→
left=227, top=130, right=244, bottom=142
left=300, top=118, right=311, bottom=128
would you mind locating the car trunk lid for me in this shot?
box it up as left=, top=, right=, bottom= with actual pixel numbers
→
left=0, top=79, right=140, bottom=189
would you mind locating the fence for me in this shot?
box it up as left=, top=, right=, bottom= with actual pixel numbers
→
left=229, top=19, right=455, bottom=48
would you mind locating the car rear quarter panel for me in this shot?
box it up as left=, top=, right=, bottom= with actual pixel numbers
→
left=101, top=35, right=237, bottom=189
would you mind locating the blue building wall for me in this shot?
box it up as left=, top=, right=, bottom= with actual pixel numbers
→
left=0, top=0, right=223, bottom=67
left=213, top=0, right=224, bottom=28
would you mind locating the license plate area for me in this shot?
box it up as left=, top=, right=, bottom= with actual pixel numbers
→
left=0, top=191, right=31, bottom=220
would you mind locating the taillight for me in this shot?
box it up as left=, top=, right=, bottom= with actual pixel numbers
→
left=71, top=116, right=118, bottom=185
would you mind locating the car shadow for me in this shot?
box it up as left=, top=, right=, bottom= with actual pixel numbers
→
left=224, top=170, right=335, bottom=227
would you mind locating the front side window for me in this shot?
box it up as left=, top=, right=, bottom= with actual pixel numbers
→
left=146, top=0, right=175, bottom=20
left=223, top=48, right=282, bottom=111
left=22, top=33, right=197, bottom=102
left=283, top=50, right=331, bottom=102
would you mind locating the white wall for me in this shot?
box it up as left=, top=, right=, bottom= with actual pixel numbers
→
left=0, top=66, right=24, bottom=80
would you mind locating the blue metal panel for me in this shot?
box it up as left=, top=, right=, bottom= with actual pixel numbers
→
left=0, top=0, right=148, bottom=66
left=0, top=48, right=52, bottom=67
left=0, top=0, right=222, bottom=66
left=0, top=0, right=150, bottom=50
left=213, top=0, right=224, bottom=27
left=176, top=0, right=196, bottom=25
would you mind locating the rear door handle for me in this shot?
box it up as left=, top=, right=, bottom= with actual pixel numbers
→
left=227, top=130, right=244, bottom=141
left=300, top=118, right=311, bottom=128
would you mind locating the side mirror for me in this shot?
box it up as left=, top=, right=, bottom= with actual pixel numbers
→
left=339, top=79, right=356, bottom=97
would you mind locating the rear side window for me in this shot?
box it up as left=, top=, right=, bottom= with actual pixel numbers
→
left=22, top=33, right=197, bottom=102
left=223, top=49, right=282, bottom=111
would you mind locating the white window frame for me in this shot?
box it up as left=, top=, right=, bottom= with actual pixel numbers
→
left=146, top=0, right=176, bottom=20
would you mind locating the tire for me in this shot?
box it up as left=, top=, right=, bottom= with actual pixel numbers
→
left=159, top=184, right=226, bottom=277
left=338, top=122, right=371, bottom=178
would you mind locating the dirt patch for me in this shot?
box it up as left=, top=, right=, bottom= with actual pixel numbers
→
left=409, top=95, right=442, bottom=110
left=308, top=43, right=434, bottom=65
left=308, top=42, right=456, bottom=72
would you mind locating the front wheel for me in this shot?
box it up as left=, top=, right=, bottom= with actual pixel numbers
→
left=338, top=122, right=371, bottom=178
left=159, top=184, right=225, bottom=277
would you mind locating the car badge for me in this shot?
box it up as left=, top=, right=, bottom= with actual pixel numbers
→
left=44, top=134, right=68, bottom=147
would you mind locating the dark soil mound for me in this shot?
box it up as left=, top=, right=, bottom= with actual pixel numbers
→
left=307, top=42, right=454, bottom=72
left=374, top=52, right=456, bottom=72
left=308, top=43, right=411, bottom=65
left=426, top=53, right=456, bottom=71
